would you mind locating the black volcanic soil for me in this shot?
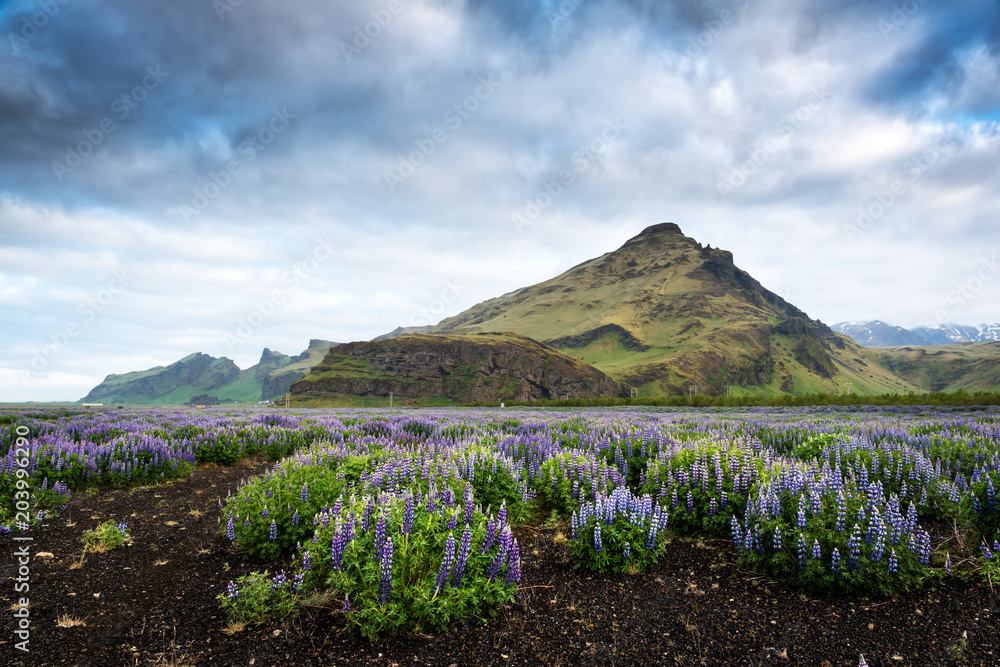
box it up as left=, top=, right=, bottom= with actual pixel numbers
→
left=3, top=460, right=998, bottom=667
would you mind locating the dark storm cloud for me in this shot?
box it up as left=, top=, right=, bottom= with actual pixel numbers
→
left=864, top=0, right=1000, bottom=116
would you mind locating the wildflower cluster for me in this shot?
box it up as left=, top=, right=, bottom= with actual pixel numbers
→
left=568, top=486, right=668, bottom=573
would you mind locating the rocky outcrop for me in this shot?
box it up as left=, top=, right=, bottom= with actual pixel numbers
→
left=546, top=324, right=651, bottom=352
left=291, top=333, right=620, bottom=403
left=261, top=340, right=337, bottom=400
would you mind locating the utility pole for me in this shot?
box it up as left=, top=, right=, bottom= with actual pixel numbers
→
left=389, top=391, right=393, bottom=408
left=844, top=382, right=853, bottom=395
left=284, top=393, right=290, bottom=409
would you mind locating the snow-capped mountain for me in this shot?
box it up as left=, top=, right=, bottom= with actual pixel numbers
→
left=832, top=321, right=1000, bottom=347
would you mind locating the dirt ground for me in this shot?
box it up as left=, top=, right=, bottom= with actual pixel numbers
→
left=3, top=459, right=997, bottom=666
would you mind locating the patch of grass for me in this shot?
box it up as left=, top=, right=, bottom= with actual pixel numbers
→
left=56, top=614, right=86, bottom=628
left=81, top=520, right=131, bottom=554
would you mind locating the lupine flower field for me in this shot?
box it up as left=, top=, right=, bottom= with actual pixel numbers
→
left=3, top=405, right=999, bottom=665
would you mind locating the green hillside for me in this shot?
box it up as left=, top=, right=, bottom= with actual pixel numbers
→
left=422, top=224, right=924, bottom=397
left=80, top=340, right=336, bottom=405
left=866, top=341, right=1000, bottom=392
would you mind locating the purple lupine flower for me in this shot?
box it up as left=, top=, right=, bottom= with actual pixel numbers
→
left=593, top=522, right=603, bottom=553
left=300, top=482, right=308, bottom=504
left=302, top=550, right=312, bottom=571
left=272, top=571, right=288, bottom=589
left=686, top=491, right=694, bottom=514
left=226, top=581, right=239, bottom=600
left=261, top=506, right=269, bottom=519
left=797, top=496, right=807, bottom=529
left=571, top=511, right=579, bottom=541
left=226, top=515, right=236, bottom=541
left=731, top=515, right=742, bottom=551
left=362, top=497, right=375, bottom=533
left=848, top=524, right=862, bottom=570
left=709, top=497, right=717, bottom=518
left=331, top=525, right=345, bottom=571
left=452, top=524, right=472, bottom=588
left=797, top=533, right=807, bottom=570
left=812, top=539, right=821, bottom=560
left=292, top=572, right=306, bottom=593
left=497, top=501, right=507, bottom=530
left=831, top=547, right=841, bottom=573
left=945, top=552, right=952, bottom=573
left=888, top=549, right=898, bottom=574
left=292, top=511, right=299, bottom=527
left=872, top=533, right=885, bottom=563
left=434, top=533, right=456, bottom=595
left=342, top=593, right=351, bottom=612
left=506, top=538, right=521, bottom=586
left=448, top=508, right=459, bottom=531
left=374, top=512, right=387, bottom=557
left=859, top=654, right=869, bottom=667
left=379, top=537, right=394, bottom=604
left=269, top=520, right=278, bottom=541
left=463, top=484, right=474, bottom=525
left=402, top=494, right=415, bottom=536
left=720, top=490, right=728, bottom=511
left=835, top=491, right=846, bottom=532
left=623, top=542, right=631, bottom=560
left=481, top=519, right=497, bottom=553
left=773, top=526, right=782, bottom=551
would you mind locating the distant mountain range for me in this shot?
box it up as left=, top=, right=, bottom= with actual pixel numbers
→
left=832, top=321, right=1000, bottom=347
left=80, top=340, right=336, bottom=405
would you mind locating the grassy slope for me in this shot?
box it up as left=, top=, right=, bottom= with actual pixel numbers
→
left=428, top=226, right=927, bottom=397
left=864, top=341, right=1000, bottom=392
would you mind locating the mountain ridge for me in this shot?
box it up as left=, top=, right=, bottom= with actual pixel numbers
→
left=834, top=320, right=1000, bottom=347
left=80, top=339, right=336, bottom=405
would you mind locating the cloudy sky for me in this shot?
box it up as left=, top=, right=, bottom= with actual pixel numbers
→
left=1, top=0, right=998, bottom=401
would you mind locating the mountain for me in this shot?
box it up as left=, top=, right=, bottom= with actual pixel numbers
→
left=80, top=339, right=336, bottom=405
left=397, top=223, right=920, bottom=396
left=869, top=341, right=1000, bottom=393
left=833, top=321, right=1000, bottom=347
left=290, top=332, right=619, bottom=406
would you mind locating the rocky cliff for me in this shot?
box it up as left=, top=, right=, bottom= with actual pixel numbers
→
left=290, top=332, right=620, bottom=404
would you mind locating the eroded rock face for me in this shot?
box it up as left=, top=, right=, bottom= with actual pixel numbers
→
left=291, top=333, right=621, bottom=403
